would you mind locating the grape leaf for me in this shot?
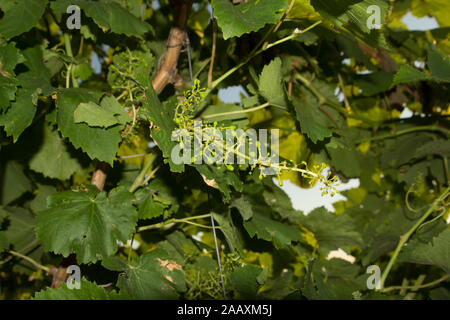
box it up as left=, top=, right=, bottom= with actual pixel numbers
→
left=259, top=58, right=287, bottom=107
left=399, top=228, right=450, bottom=274
left=50, top=0, right=152, bottom=37
left=391, top=65, right=431, bottom=86
left=0, top=0, right=48, bottom=40
left=292, top=95, right=332, bottom=143
left=355, top=71, right=395, bottom=96
left=136, top=177, right=180, bottom=220
left=327, top=145, right=363, bottom=177
left=211, top=0, right=288, bottom=39
left=0, top=88, right=37, bottom=142
left=139, top=85, right=184, bottom=173
left=229, top=264, right=265, bottom=299
left=359, top=207, right=420, bottom=263
left=0, top=206, right=36, bottom=252
left=36, top=186, right=138, bottom=264
left=0, top=41, right=23, bottom=110
left=79, top=0, right=152, bottom=36
left=193, top=164, right=244, bottom=201
left=29, top=184, right=57, bottom=213
left=136, top=177, right=180, bottom=219
left=56, top=89, right=123, bottom=164
left=303, top=259, right=367, bottom=299
left=117, top=248, right=186, bottom=299
left=0, top=161, right=32, bottom=205
left=230, top=195, right=253, bottom=220
left=74, top=101, right=119, bottom=127
left=414, top=140, right=450, bottom=159
left=21, top=45, right=53, bottom=83
left=34, top=278, right=128, bottom=300
left=0, top=206, right=43, bottom=274
left=427, top=45, right=450, bottom=82
left=243, top=212, right=302, bottom=249
left=0, top=76, right=19, bottom=112
left=29, top=123, right=83, bottom=180
left=0, top=44, right=55, bottom=141
left=298, top=207, right=363, bottom=255
left=138, top=194, right=166, bottom=220
left=311, top=0, right=389, bottom=34
left=213, top=212, right=241, bottom=253
left=74, top=96, right=131, bottom=128
left=0, top=41, right=24, bottom=75
left=391, top=47, right=450, bottom=86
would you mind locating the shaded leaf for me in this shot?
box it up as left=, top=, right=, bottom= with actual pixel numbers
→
left=29, top=123, right=83, bottom=180
left=292, top=94, right=333, bottom=143
left=117, top=248, right=186, bottom=299
left=0, top=0, right=48, bottom=39
left=36, top=186, right=138, bottom=264
left=51, top=0, right=152, bottom=36
left=229, top=264, right=265, bottom=299
left=259, top=58, right=287, bottom=107
left=427, top=45, right=450, bottom=82
left=298, top=207, right=363, bottom=255
left=56, top=89, right=123, bottom=164
left=243, top=212, right=302, bottom=249
left=211, top=0, right=288, bottom=39
left=399, top=228, right=450, bottom=274
left=0, top=161, right=32, bottom=205
left=34, top=278, right=128, bottom=300
left=140, top=86, right=184, bottom=172
left=0, top=88, right=37, bottom=142
left=75, top=103, right=119, bottom=128
left=213, top=212, right=241, bottom=252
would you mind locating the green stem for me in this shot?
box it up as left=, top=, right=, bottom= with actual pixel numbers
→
left=64, top=33, right=79, bottom=88
left=128, top=153, right=158, bottom=193
left=206, top=21, right=322, bottom=97
left=382, top=274, right=449, bottom=293
left=359, top=126, right=450, bottom=143
left=295, top=73, right=361, bottom=118
left=379, top=186, right=450, bottom=290
left=137, top=214, right=214, bottom=232
left=8, top=250, right=50, bottom=273
left=443, top=156, right=450, bottom=185
left=201, top=102, right=271, bottom=119
left=127, top=234, right=134, bottom=264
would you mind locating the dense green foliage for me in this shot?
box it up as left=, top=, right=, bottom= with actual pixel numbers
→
left=0, top=0, right=449, bottom=300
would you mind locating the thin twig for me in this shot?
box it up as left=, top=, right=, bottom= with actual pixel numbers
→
left=337, top=73, right=350, bottom=110
left=128, top=153, right=158, bottom=193
left=208, top=18, right=217, bottom=87
left=262, top=0, right=296, bottom=50
left=142, top=165, right=161, bottom=186
left=379, top=186, right=450, bottom=289
left=137, top=214, right=215, bottom=232
left=119, top=153, right=151, bottom=159
left=64, top=33, right=78, bottom=88
left=201, top=102, right=271, bottom=119
left=8, top=250, right=50, bottom=273
left=359, top=125, right=450, bottom=143
left=382, top=274, right=449, bottom=293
